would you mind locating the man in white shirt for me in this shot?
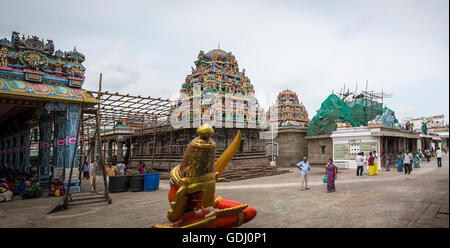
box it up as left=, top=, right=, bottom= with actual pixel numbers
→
left=362, top=153, right=369, bottom=174
left=403, top=150, right=411, bottom=175
left=436, top=148, right=442, bottom=167
left=355, top=152, right=365, bottom=176
left=116, top=161, right=126, bottom=175
left=296, top=156, right=311, bottom=191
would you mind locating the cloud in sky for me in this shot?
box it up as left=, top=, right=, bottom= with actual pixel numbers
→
left=0, top=0, right=448, bottom=121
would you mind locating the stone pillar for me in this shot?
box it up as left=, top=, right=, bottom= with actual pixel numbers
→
left=0, top=139, right=3, bottom=167
left=21, top=127, right=31, bottom=173
left=53, top=111, right=66, bottom=176
left=1, top=139, right=6, bottom=167
left=125, top=140, right=131, bottom=163
left=106, top=140, right=113, bottom=161
left=117, top=141, right=123, bottom=161
left=64, top=103, right=80, bottom=180
left=7, top=136, right=13, bottom=169
left=14, top=132, right=21, bottom=171
left=1, top=138, right=6, bottom=167
left=37, top=111, right=52, bottom=189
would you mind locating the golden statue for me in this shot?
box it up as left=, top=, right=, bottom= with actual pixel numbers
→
left=153, top=123, right=256, bottom=228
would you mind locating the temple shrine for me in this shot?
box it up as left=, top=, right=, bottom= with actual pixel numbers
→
left=128, top=48, right=267, bottom=169
left=264, top=89, right=310, bottom=166
left=0, top=31, right=98, bottom=189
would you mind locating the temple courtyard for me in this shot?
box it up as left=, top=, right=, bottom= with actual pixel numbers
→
left=0, top=155, right=448, bottom=228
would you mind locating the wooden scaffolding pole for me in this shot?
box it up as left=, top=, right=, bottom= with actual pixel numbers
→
left=151, top=117, right=157, bottom=169
left=78, top=115, right=85, bottom=184
left=168, top=126, right=173, bottom=170
left=95, top=73, right=111, bottom=202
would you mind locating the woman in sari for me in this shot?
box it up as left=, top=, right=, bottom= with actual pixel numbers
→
left=385, top=155, right=391, bottom=171
left=413, top=152, right=421, bottom=168
left=397, top=152, right=404, bottom=172
left=138, top=161, right=146, bottom=175
left=326, top=159, right=337, bottom=193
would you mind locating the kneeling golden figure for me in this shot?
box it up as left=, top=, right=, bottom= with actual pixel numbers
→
left=153, top=123, right=257, bottom=228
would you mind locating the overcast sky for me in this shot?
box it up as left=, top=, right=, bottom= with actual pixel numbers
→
left=1, top=0, right=448, bottom=122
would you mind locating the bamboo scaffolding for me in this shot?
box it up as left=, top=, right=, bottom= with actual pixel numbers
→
left=80, top=77, right=174, bottom=171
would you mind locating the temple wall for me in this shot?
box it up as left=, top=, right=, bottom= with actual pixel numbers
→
left=128, top=126, right=267, bottom=170
left=265, top=127, right=308, bottom=167
left=305, top=135, right=333, bottom=166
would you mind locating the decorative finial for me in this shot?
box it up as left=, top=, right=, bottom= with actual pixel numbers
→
left=197, top=123, right=214, bottom=139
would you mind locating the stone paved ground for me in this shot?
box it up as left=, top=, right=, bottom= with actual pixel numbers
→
left=0, top=155, right=448, bottom=228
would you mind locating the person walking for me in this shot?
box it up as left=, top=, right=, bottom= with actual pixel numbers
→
left=373, top=150, right=379, bottom=175
left=355, top=152, right=364, bottom=176
left=413, top=152, right=421, bottom=168
left=82, top=160, right=89, bottom=180
left=425, top=148, right=431, bottom=162
left=403, top=150, right=411, bottom=175
left=89, top=160, right=97, bottom=192
left=325, top=159, right=337, bottom=193
left=385, top=155, right=391, bottom=171
left=296, top=156, right=311, bottom=191
left=397, top=152, right=404, bottom=172
left=362, top=152, right=369, bottom=175
left=436, top=147, right=442, bottom=167
left=105, top=163, right=118, bottom=187
left=368, top=152, right=375, bottom=176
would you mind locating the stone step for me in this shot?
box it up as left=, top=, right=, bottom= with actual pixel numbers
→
left=70, top=194, right=106, bottom=202
left=133, top=152, right=267, bottom=159
left=69, top=198, right=109, bottom=207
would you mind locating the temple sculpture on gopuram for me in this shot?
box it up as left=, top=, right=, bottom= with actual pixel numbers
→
left=128, top=48, right=268, bottom=170
left=0, top=31, right=98, bottom=190
left=264, top=89, right=310, bottom=166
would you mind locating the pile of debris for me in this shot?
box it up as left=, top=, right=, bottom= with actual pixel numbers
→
left=221, top=162, right=291, bottom=182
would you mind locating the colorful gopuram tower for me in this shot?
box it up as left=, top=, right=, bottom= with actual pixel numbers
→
left=268, top=89, right=309, bottom=128
left=176, top=49, right=260, bottom=126
left=132, top=48, right=268, bottom=170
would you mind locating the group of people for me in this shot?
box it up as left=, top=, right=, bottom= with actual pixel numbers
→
left=81, top=159, right=129, bottom=190
left=0, top=166, right=41, bottom=202
left=296, top=156, right=337, bottom=193
left=396, top=147, right=443, bottom=174
left=355, top=151, right=380, bottom=176
left=294, top=146, right=445, bottom=194
left=105, top=161, right=127, bottom=184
